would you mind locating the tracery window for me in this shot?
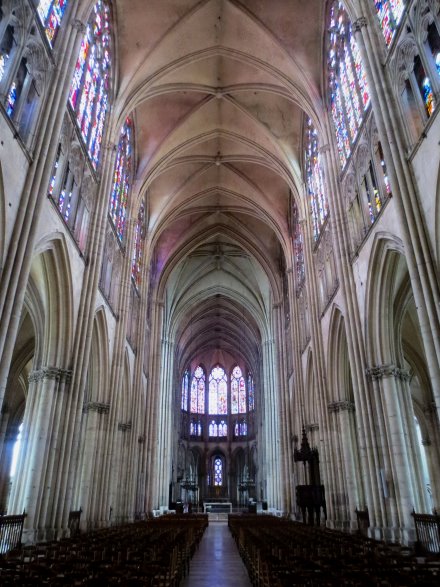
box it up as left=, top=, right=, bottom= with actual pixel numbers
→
left=209, top=366, right=227, bottom=415
left=328, top=2, right=370, bottom=168
left=292, top=201, right=305, bottom=283
left=234, top=419, right=247, bottom=437
left=37, top=0, right=68, bottom=47
left=304, top=119, right=328, bottom=240
left=190, top=419, right=202, bottom=437
left=190, top=366, right=205, bottom=414
left=247, top=373, right=254, bottom=411
left=132, top=201, right=145, bottom=287
left=181, top=370, right=190, bottom=411
left=374, top=1, right=405, bottom=46
left=68, top=0, right=111, bottom=168
left=231, top=366, right=246, bottom=414
left=110, top=118, right=133, bottom=241
left=214, top=457, right=223, bottom=486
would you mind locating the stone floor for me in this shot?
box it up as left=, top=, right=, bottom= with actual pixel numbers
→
left=180, top=521, right=252, bottom=587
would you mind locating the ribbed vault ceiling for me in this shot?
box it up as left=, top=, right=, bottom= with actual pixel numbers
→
left=111, top=0, right=327, bottom=368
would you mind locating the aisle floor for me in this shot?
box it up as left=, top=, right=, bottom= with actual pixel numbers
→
left=180, top=521, right=252, bottom=587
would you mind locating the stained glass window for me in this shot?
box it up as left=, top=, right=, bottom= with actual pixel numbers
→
left=209, top=366, right=228, bottom=415
left=181, top=370, right=189, bottom=411
left=214, top=457, right=223, bottom=486
left=209, top=420, right=218, bottom=436
left=292, top=201, right=305, bottom=283
left=110, top=118, right=133, bottom=241
left=132, top=201, right=145, bottom=287
left=305, top=119, right=328, bottom=240
left=190, top=419, right=202, bottom=436
left=414, top=56, right=435, bottom=117
left=37, top=0, right=68, bottom=47
left=328, top=2, right=370, bottom=168
left=231, top=366, right=246, bottom=414
left=219, top=420, right=228, bottom=437
left=234, top=419, right=247, bottom=436
left=248, top=373, right=254, bottom=411
left=374, top=1, right=405, bottom=46
left=68, top=0, right=111, bottom=168
left=190, top=366, right=205, bottom=414
left=427, top=23, right=440, bottom=76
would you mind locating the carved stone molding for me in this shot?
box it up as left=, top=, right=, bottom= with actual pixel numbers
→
left=83, top=401, right=110, bottom=415
left=118, top=422, right=132, bottom=432
left=328, top=400, right=355, bottom=413
left=365, top=364, right=411, bottom=382
left=29, top=367, right=72, bottom=384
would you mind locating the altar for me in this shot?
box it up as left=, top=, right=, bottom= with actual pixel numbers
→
left=203, top=501, right=233, bottom=513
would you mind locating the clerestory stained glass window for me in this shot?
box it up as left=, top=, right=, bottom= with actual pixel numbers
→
left=132, top=201, right=145, bottom=287
left=304, top=119, right=328, bottom=240
left=248, top=373, right=254, bottom=411
left=190, top=366, right=205, bottom=414
left=374, top=1, right=405, bottom=47
left=110, top=118, right=133, bottom=241
left=231, top=366, right=246, bottom=414
left=209, top=366, right=228, bottom=415
left=181, top=370, right=190, bottom=411
left=292, top=201, right=305, bottom=283
left=328, top=2, right=370, bottom=169
left=37, top=0, right=68, bottom=47
left=68, top=0, right=111, bottom=168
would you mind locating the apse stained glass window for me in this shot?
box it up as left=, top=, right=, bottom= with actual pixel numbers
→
left=209, top=366, right=227, bottom=415
left=214, top=457, right=223, bottom=486
left=248, top=373, right=254, bottom=411
left=110, top=118, right=133, bottom=241
left=68, top=0, right=111, bottom=168
left=132, top=201, right=145, bottom=287
left=218, top=420, right=227, bottom=437
left=37, top=0, right=68, bottom=47
left=328, top=2, right=370, bottom=168
left=181, top=370, right=190, bottom=411
left=305, top=119, right=328, bottom=240
left=292, top=201, right=305, bottom=283
left=190, top=366, right=205, bottom=414
left=190, top=419, right=202, bottom=436
left=234, top=419, right=247, bottom=436
left=231, top=366, right=246, bottom=414
left=374, top=1, right=405, bottom=46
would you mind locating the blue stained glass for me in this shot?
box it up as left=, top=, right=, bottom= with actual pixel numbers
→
left=109, top=118, right=133, bottom=241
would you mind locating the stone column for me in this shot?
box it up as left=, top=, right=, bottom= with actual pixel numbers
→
left=9, top=366, right=72, bottom=542
left=366, top=365, right=416, bottom=543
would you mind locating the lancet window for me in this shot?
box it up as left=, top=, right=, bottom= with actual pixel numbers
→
left=374, top=1, right=405, bottom=46
left=231, top=366, right=246, bottom=414
left=131, top=201, right=145, bottom=288
left=328, top=1, right=370, bottom=168
left=292, top=201, right=305, bottom=284
left=209, top=366, right=228, bottom=415
left=181, top=370, right=190, bottom=411
left=110, top=118, right=133, bottom=242
left=213, top=457, right=223, bottom=486
left=68, top=0, right=111, bottom=168
left=37, top=0, right=69, bottom=47
left=304, top=119, right=328, bottom=241
left=190, top=366, right=205, bottom=414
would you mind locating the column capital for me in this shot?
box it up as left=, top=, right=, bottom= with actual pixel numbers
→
left=71, top=19, right=87, bottom=34
left=118, top=422, right=132, bottom=432
left=365, top=364, right=411, bottom=382
left=318, top=144, right=331, bottom=154
left=83, top=401, right=110, bottom=415
left=353, top=17, right=368, bottom=33
left=28, top=367, right=72, bottom=384
left=328, top=400, right=355, bottom=413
